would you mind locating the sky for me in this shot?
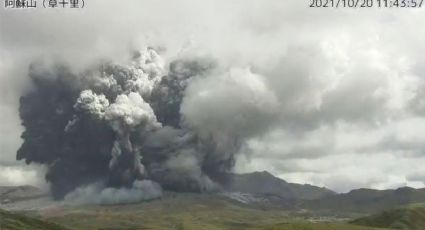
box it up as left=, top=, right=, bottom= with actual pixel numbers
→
left=1, top=0, right=425, bottom=192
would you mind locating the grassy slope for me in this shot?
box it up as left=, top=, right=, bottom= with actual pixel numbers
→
left=0, top=209, right=70, bottom=230
left=303, top=187, right=425, bottom=214
left=36, top=193, right=387, bottom=230
left=351, top=203, right=425, bottom=230
left=249, top=222, right=388, bottom=230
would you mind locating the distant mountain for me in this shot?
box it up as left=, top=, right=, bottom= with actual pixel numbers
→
left=225, top=171, right=336, bottom=200
left=303, top=187, right=425, bottom=214
left=0, top=185, right=47, bottom=204
left=350, top=204, right=425, bottom=230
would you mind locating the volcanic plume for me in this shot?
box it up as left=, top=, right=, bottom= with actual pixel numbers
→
left=16, top=48, right=278, bottom=202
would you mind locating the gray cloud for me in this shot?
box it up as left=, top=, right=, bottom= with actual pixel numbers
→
left=1, top=0, right=425, bottom=193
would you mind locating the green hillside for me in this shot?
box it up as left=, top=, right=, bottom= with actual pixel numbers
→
left=0, top=209, right=70, bottom=230
left=351, top=204, right=425, bottom=230
left=248, top=222, right=389, bottom=230
left=303, top=187, right=425, bottom=214
left=36, top=193, right=386, bottom=230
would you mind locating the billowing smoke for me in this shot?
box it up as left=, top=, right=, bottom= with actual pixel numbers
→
left=64, top=180, right=162, bottom=205
left=16, top=48, right=278, bottom=202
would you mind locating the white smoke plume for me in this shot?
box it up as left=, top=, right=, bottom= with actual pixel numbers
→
left=105, top=92, right=160, bottom=131
left=65, top=180, right=162, bottom=205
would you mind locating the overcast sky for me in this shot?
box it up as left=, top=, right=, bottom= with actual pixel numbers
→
left=1, top=0, right=425, bottom=192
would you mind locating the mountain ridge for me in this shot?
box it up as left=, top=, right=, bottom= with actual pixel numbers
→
left=225, top=171, right=336, bottom=201
left=303, top=186, right=425, bottom=214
